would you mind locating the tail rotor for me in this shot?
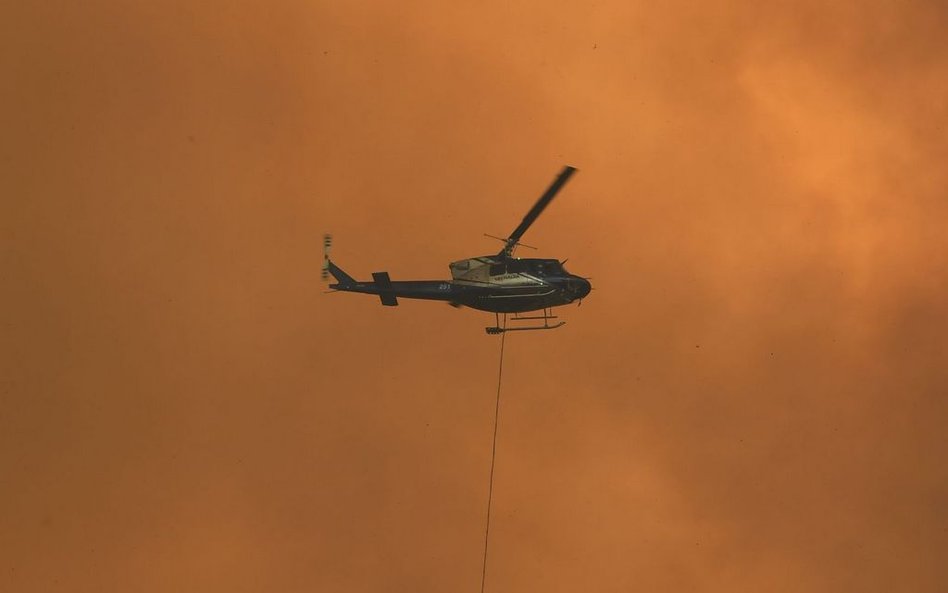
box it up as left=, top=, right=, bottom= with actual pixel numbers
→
left=322, top=233, right=332, bottom=281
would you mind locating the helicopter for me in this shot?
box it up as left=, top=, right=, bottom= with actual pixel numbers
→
left=323, top=165, right=591, bottom=334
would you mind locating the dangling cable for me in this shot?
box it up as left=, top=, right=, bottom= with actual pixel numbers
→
left=480, top=314, right=506, bottom=593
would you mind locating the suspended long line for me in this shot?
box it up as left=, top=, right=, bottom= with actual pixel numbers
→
left=480, top=315, right=507, bottom=593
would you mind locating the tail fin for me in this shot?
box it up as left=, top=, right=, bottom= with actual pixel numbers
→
left=328, top=261, right=356, bottom=286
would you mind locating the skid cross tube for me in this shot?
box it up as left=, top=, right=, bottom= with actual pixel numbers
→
left=485, top=309, right=565, bottom=334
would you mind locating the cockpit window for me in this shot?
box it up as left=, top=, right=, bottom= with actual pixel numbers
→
left=542, top=260, right=564, bottom=275
left=491, top=259, right=565, bottom=277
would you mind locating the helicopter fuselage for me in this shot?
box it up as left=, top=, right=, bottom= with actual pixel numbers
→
left=328, top=256, right=591, bottom=313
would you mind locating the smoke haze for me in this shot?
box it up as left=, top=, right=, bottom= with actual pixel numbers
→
left=2, top=1, right=947, bottom=591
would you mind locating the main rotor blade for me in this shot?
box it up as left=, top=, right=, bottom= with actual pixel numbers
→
left=500, top=166, right=577, bottom=256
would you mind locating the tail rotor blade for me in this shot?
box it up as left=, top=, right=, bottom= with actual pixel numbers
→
left=322, top=233, right=332, bottom=281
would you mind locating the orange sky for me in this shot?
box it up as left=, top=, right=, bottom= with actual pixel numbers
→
left=2, top=1, right=947, bottom=591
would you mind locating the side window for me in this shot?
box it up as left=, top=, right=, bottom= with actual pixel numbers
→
left=489, top=263, right=505, bottom=276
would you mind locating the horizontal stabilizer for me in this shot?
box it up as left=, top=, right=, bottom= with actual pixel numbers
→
left=372, top=272, right=398, bottom=306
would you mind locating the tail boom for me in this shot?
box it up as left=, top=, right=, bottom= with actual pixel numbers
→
left=330, top=275, right=458, bottom=306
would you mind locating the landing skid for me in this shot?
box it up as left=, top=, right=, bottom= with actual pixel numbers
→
left=485, top=310, right=566, bottom=334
